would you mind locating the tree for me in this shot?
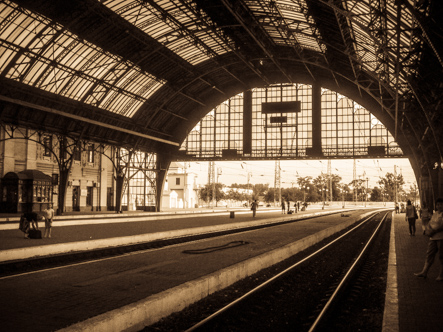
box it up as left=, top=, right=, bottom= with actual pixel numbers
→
left=199, top=183, right=225, bottom=205
left=370, top=186, right=383, bottom=202
left=327, top=174, right=343, bottom=201
left=349, top=178, right=367, bottom=202
left=297, top=176, right=313, bottom=202
left=313, top=173, right=329, bottom=203
left=253, top=183, right=269, bottom=197
left=264, top=187, right=276, bottom=203
left=377, top=172, right=405, bottom=201
left=281, top=187, right=302, bottom=202
left=336, top=183, right=352, bottom=202
left=231, top=183, right=249, bottom=189
left=400, top=183, right=418, bottom=204
left=225, top=188, right=248, bottom=202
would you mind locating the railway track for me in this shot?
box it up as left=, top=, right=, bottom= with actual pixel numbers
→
left=145, top=210, right=391, bottom=332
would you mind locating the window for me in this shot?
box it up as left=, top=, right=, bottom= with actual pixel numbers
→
left=176, top=178, right=180, bottom=185
left=121, top=151, right=157, bottom=208
left=87, top=144, right=94, bottom=163
left=32, top=180, right=52, bottom=203
left=73, top=147, right=81, bottom=161
left=43, top=135, right=52, bottom=157
left=180, top=83, right=400, bottom=158
left=86, top=187, right=93, bottom=206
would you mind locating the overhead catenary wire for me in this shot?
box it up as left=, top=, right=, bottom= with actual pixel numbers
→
left=188, top=159, right=416, bottom=188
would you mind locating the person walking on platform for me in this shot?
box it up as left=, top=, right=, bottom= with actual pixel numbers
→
left=405, top=200, right=418, bottom=236
left=286, top=198, right=290, bottom=214
left=43, top=204, right=54, bottom=238
left=281, top=200, right=286, bottom=214
left=414, top=197, right=443, bottom=281
left=251, top=200, right=258, bottom=217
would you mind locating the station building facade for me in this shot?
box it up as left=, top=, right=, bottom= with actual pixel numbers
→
left=0, top=127, right=161, bottom=213
left=0, top=130, right=112, bottom=213
left=162, top=162, right=199, bottom=209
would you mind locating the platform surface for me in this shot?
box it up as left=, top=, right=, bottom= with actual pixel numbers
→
left=0, top=208, right=441, bottom=332
left=393, top=212, right=443, bottom=332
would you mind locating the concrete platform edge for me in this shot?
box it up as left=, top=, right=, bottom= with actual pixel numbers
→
left=382, top=211, right=399, bottom=332
left=0, top=209, right=228, bottom=224
left=57, top=217, right=359, bottom=332
left=0, top=211, right=231, bottom=230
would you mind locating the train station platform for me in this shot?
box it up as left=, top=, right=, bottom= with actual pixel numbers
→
left=0, top=207, right=441, bottom=332
left=0, top=206, right=338, bottom=262
left=387, top=212, right=443, bottom=332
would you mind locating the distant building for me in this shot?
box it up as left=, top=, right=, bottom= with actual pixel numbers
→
left=222, top=187, right=253, bottom=196
left=162, top=162, right=199, bottom=209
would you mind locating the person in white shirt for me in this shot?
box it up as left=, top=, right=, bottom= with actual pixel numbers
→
left=414, top=198, right=443, bottom=281
left=43, top=204, right=54, bottom=238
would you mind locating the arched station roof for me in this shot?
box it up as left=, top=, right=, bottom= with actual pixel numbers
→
left=0, top=0, right=442, bottom=178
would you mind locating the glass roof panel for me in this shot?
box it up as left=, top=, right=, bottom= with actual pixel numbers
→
left=345, top=0, right=421, bottom=91
left=245, top=0, right=322, bottom=52
left=104, top=0, right=230, bottom=65
left=0, top=46, right=15, bottom=72
left=0, top=0, right=164, bottom=118
left=64, top=77, right=94, bottom=99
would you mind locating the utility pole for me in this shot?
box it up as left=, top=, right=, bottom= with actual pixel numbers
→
left=353, top=159, right=357, bottom=203
left=217, top=167, right=222, bottom=183
left=247, top=171, right=252, bottom=201
left=275, top=160, right=281, bottom=206
left=394, top=165, right=397, bottom=206
left=366, top=177, right=369, bottom=207
left=208, top=161, right=215, bottom=208
left=184, top=162, right=187, bottom=208
left=328, top=160, right=332, bottom=203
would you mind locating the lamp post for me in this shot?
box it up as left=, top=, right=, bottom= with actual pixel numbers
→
left=242, top=162, right=253, bottom=203
left=365, top=177, right=368, bottom=207
left=322, top=186, right=326, bottom=210
left=215, top=167, right=222, bottom=208
left=303, top=185, right=309, bottom=202
left=247, top=171, right=252, bottom=201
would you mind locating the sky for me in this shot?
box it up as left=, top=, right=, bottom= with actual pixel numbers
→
left=187, top=158, right=417, bottom=190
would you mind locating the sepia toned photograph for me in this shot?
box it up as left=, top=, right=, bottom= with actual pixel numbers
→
left=0, top=1, right=442, bottom=331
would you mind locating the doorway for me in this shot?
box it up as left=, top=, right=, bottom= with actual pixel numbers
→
left=72, top=186, right=80, bottom=211
left=86, top=186, right=93, bottom=211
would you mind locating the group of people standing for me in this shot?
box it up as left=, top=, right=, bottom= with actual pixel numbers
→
left=405, top=198, right=443, bottom=281
left=250, top=199, right=306, bottom=217
left=19, top=204, right=54, bottom=239
left=281, top=200, right=306, bottom=214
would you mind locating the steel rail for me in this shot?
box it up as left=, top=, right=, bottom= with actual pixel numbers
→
left=307, top=211, right=389, bottom=332
left=185, top=210, right=388, bottom=332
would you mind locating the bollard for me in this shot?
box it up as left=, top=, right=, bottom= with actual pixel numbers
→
left=230, top=211, right=235, bottom=218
